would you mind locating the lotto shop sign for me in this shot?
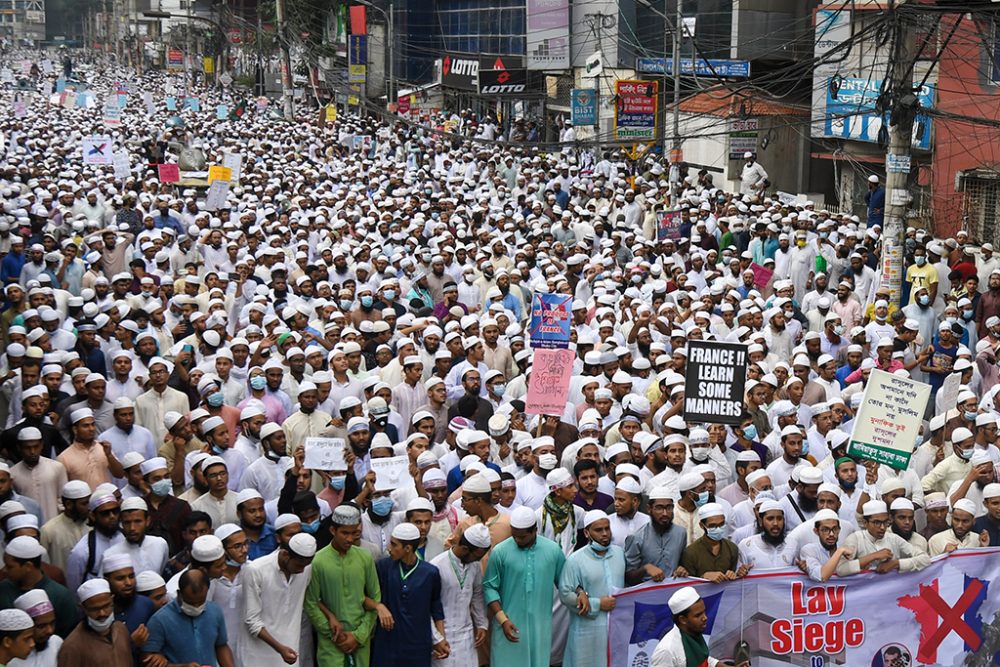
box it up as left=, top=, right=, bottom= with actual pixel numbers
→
left=608, top=549, right=1000, bottom=667
left=682, top=340, right=747, bottom=424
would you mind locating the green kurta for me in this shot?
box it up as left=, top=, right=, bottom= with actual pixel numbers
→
left=482, top=535, right=566, bottom=667
left=305, top=544, right=381, bottom=667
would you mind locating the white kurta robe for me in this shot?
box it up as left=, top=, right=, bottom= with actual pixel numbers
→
left=430, top=549, right=488, bottom=667
left=241, top=551, right=313, bottom=667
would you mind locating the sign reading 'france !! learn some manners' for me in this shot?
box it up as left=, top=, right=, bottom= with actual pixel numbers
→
left=683, top=340, right=748, bottom=424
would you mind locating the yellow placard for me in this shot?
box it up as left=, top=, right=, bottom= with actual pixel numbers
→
left=203, top=57, right=215, bottom=74
left=208, top=165, right=232, bottom=183
left=325, top=104, right=337, bottom=122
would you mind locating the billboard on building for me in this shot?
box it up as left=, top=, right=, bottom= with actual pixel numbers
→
left=822, top=77, right=934, bottom=151
left=614, top=80, right=657, bottom=141
left=527, top=0, right=570, bottom=70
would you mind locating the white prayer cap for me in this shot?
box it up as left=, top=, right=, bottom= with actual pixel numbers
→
left=862, top=500, right=888, bottom=516
left=136, top=571, right=166, bottom=592
left=648, top=485, right=679, bottom=501
left=120, top=497, right=147, bottom=513
left=547, top=468, right=575, bottom=490
left=984, top=483, right=1000, bottom=500
left=953, top=498, right=977, bottom=516
left=240, top=404, right=265, bottom=420
left=392, top=522, right=421, bottom=541
left=101, top=552, right=133, bottom=575
left=510, top=506, right=537, bottom=529
left=758, top=500, right=783, bottom=515
left=972, top=449, right=993, bottom=467
left=698, top=502, right=725, bottom=521
left=214, top=523, right=243, bottom=542
left=798, top=467, right=823, bottom=485
left=260, top=423, right=283, bottom=440
left=463, top=524, right=492, bottom=549
left=463, top=475, right=492, bottom=494
left=530, top=435, right=555, bottom=451
left=5, top=536, right=45, bottom=560
left=275, top=513, right=302, bottom=530
left=0, top=609, right=33, bottom=632
left=678, top=472, right=704, bottom=492
left=113, top=396, right=134, bottom=411
left=77, top=578, right=111, bottom=602
left=668, top=586, right=701, bottom=614
left=202, top=455, right=226, bottom=471
left=14, top=589, right=52, bottom=618
left=62, top=480, right=91, bottom=499
left=202, top=416, right=225, bottom=434
left=140, top=457, right=168, bottom=476
left=236, top=489, right=263, bottom=506
left=584, top=509, right=609, bottom=528
left=191, top=535, right=225, bottom=562
left=814, top=509, right=839, bottom=523
left=616, top=478, right=642, bottom=495
left=70, top=407, right=94, bottom=423
left=17, top=427, right=41, bottom=441
left=288, top=533, right=317, bottom=558
left=121, top=452, right=145, bottom=470
left=952, top=427, right=974, bottom=443
left=164, top=411, right=184, bottom=430
left=406, top=497, right=435, bottom=514
left=889, top=498, right=914, bottom=512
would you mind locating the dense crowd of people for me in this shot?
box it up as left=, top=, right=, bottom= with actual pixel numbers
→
left=0, top=48, right=996, bottom=667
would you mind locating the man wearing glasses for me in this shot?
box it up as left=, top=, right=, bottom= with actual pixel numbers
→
left=831, top=499, right=930, bottom=577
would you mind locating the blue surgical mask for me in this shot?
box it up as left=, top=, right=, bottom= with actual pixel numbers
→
left=361, top=296, right=374, bottom=308
left=207, top=391, right=225, bottom=407
left=965, top=411, right=978, bottom=422
left=589, top=541, right=609, bottom=554
left=384, top=290, right=396, bottom=300
left=919, top=295, right=930, bottom=306
left=372, top=496, right=394, bottom=516
left=801, top=440, right=810, bottom=457
left=225, top=557, right=241, bottom=567
left=250, top=376, right=266, bottom=391
left=915, top=256, right=926, bottom=266
left=340, top=299, right=353, bottom=310
left=742, top=424, right=758, bottom=441
left=705, top=526, right=726, bottom=541
left=303, top=519, right=320, bottom=534
left=964, top=309, right=974, bottom=320
left=151, top=479, right=172, bottom=497
left=958, top=447, right=974, bottom=460
left=694, top=491, right=709, bottom=507
left=915, top=434, right=924, bottom=447
left=329, top=475, right=346, bottom=490
left=491, top=383, right=506, bottom=396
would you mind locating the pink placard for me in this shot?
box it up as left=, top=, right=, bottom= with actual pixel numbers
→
left=750, top=262, right=774, bottom=290
left=157, top=163, right=180, bottom=183
left=525, top=348, right=576, bottom=415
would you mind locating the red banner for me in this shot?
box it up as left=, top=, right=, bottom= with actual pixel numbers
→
left=349, top=5, right=367, bottom=35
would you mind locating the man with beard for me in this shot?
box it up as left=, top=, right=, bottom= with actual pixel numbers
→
left=888, top=497, right=927, bottom=553
left=778, top=466, right=822, bottom=531
left=40, top=481, right=92, bottom=572
left=834, top=500, right=930, bottom=576
left=102, top=497, right=169, bottom=575
left=19, top=244, right=46, bottom=285
left=12, top=588, right=62, bottom=666
left=624, top=486, right=687, bottom=585
left=737, top=501, right=794, bottom=568
left=975, top=483, right=1000, bottom=545
left=65, top=492, right=124, bottom=595
left=765, top=425, right=806, bottom=488
left=928, top=498, right=986, bottom=555
left=102, top=553, right=155, bottom=653
left=493, top=270, right=523, bottom=321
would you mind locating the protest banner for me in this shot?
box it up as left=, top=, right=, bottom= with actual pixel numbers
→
left=525, top=348, right=575, bottom=415
left=112, top=151, right=131, bottom=179
left=528, top=293, right=572, bottom=349
left=656, top=210, right=683, bottom=242
left=103, top=99, right=121, bottom=127
left=165, top=96, right=177, bottom=111
left=204, top=179, right=230, bottom=211
left=222, top=152, right=243, bottom=181
left=937, top=371, right=961, bottom=419
left=848, top=368, right=929, bottom=469
left=749, top=262, right=774, bottom=290
left=303, top=437, right=345, bottom=471
left=157, top=163, right=180, bottom=184
left=683, top=340, right=748, bottom=424
left=208, top=165, right=232, bottom=184
left=608, top=549, right=1000, bottom=667
left=82, top=136, right=114, bottom=165
left=216, top=104, right=228, bottom=120
left=371, top=455, right=410, bottom=491
left=143, top=91, right=154, bottom=115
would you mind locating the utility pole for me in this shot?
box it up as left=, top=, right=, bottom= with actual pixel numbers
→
left=671, top=0, right=681, bottom=164
left=882, top=4, right=918, bottom=310
left=274, top=0, right=294, bottom=120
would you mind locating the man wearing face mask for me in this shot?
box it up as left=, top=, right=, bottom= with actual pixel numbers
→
left=679, top=503, right=749, bottom=582
left=922, top=427, right=978, bottom=494
left=905, top=246, right=939, bottom=307
left=514, top=438, right=559, bottom=510
left=240, top=423, right=290, bottom=501
left=144, top=568, right=235, bottom=667
left=60, top=579, right=132, bottom=666
left=672, top=472, right=714, bottom=544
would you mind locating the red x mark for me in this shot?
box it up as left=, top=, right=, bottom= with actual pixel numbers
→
left=920, top=579, right=983, bottom=655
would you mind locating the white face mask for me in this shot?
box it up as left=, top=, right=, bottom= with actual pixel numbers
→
left=690, top=447, right=710, bottom=462
left=87, top=613, right=115, bottom=632
left=180, top=601, right=206, bottom=617
left=537, top=453, right=558, bottom=470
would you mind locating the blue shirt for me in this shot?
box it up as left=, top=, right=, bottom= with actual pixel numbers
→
left=0, top=251, right=24, bottom=285
left=145, top=598, right=228, bottom=667
left=247, top=524, right=278, bottom=560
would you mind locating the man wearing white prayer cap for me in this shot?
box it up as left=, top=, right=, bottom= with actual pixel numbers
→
left=39, top=479, right=91, bottom=572
left=428, top=522, right=490, bottom=667
left=100, top=551, right=155, bottom=644
left=369, top=523, right=449, bottom=665
left=679, top=503, right=748, bottom=581
left=735, top=499, right=794, bottom=569
left=102, top=496, right=170, bottom=577
left=650, top=585, right=749, bottom=666
left=928, top=498, right=986, bottom=556
left=482, top=501, right=566, bottom=667
left=61, top=578, right=132, bottom=663
left=608, top=477, right=649, bottom=549
left=558, top=508, right=625, bottom=667
left=135, top=570, right=169, bottom=610
left=240, top=531, right=315, bottom=666
left=13, top=587, right=62, bottom=664
left=831, top=499, right=931, bottom=577
left=0, top=608, right=36, bottom=665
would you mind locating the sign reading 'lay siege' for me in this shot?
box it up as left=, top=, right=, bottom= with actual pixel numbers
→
left=683, top=340, right=748, bottom=424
